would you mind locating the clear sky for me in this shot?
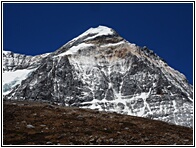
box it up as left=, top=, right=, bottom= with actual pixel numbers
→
left=3, top=2, right=193, bottom=84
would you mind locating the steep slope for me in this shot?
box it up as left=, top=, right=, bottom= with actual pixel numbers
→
left=3, top=25, right=193, bottom=127
left=3, top=50, right=49, bottom=95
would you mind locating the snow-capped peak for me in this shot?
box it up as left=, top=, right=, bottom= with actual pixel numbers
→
left=83, top=25, right=114, bottom=39
left=59, top=25, right=118, bottom=56
left=69, top=25, right=115, bottom=43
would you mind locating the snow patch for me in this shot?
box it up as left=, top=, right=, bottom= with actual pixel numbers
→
left=80, top=89, right=152, bottom=117
left=3, top=50, right=12, bottom=55
left=100, top=41, right=125, bottom=48
left=58, top=43, right=94, bottom=56
left=3, top=69, right=35, bottom=95
left=172, top=100, right=178, bottom=113
left=65, top=26, right=114, bottom=45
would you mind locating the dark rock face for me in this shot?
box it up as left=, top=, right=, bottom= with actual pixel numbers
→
left=3, top=26, right=193, bottom=127
left=5, top=56, right=83, bottom=106
left=3, top=51, right=32, bottom=71
left=3, top=50, right=49, bottom=71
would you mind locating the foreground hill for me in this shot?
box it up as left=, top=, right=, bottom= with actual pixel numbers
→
left=3, top=100, right=193, bottom=145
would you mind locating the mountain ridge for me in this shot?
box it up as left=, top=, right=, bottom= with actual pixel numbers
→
left=3, top=25, right=193, bottom=127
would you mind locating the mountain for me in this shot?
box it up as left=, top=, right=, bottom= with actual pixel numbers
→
left=3, top=25, right=193, bottom=127
left=3, top=50, right=49, bottom=95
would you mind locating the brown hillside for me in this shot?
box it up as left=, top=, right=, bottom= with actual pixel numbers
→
left=3, top=100, right=193, bottom=145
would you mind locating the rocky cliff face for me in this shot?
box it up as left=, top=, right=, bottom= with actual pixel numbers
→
left=3, top=50, right=49, bottom=71
left=3, top=50, right=49, bottom=95
left=3, top=26, right=193, bottom=127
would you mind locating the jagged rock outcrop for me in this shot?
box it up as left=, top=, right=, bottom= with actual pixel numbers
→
left=3, top=25, right=193, bottom=127
left=3, top=50, right=49, bottom=71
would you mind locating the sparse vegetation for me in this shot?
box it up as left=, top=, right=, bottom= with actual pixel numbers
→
left=3, top=100, right=193, bottom=145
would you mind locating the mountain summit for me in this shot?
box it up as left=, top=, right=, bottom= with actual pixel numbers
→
left=3, top=26, right=193, bottom=127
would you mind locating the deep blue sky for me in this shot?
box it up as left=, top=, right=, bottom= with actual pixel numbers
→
left=3, top=3, right=193, bottom=84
